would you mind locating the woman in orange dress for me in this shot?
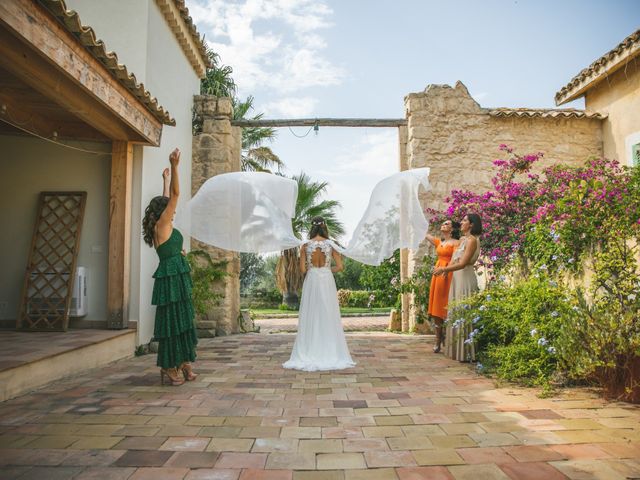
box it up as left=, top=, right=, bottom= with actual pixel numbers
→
left=426, top=220, right=460, bottom=353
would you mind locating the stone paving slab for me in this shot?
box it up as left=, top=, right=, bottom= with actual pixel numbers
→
left=0, top=331, right=639, bottom=479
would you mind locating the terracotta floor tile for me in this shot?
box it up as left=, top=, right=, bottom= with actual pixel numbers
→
left=11, top=466, right=84, bottom=480
left=550, top=444, right=612, bottom=460
left=456, top=447, right=515, bottom=464
left=215, top=452, right=268, bottom=469
left=504, top=445, right=566, bottom=462
left=447, top=463, right=511, bottom=480
left=364, top=450, right=416, bottom=468
left=165, top=451, right=220, bottom=468
left=412, top=449, right=464, bottom=466
left=396, top=466, right=455, bottom=480
left=68, top=467, right=138, bottom=480
left=185, top=469, right=240, bottom=480
left=115, top=436, right=168, bottom=450
left=128, top=467, right=190, bottom=479
left=114, top=450, right=174, bottom=467
left=499, top=462, right=568, bottom=480
left=292, top=471, right=345, bottom=480
left=265, top=452, right=316, bottom=470
left=344, top=468, right=398, bottom=479
left=316, top=453, right=367, bottom=470
left=240, top=470, right=293, bottom=480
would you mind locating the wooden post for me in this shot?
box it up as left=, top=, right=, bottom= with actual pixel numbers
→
left=107, top=141, right=133, bottom=329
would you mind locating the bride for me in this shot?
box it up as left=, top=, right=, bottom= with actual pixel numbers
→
left=282, top=216, right=356, bottom=371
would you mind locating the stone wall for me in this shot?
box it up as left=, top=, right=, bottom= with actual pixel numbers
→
left=191, top=95, right=241, bottom=335
left=402, top=81, right=604, bottom=331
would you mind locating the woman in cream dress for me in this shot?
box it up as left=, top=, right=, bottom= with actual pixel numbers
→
left=433, top=214, right=482, bottom=362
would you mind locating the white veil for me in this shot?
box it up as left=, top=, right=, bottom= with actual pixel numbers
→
left=178, top=168, right=430, bottom=265
left=180, top=172, right=300, bottom=253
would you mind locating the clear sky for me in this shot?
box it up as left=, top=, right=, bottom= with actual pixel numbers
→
left=188, top=0, right=640, bottom=240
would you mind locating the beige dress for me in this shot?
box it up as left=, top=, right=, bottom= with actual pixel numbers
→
left=445, top=235, right=480, bottom=362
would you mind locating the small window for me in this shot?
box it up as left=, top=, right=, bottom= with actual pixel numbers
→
left=633, top=142, right=640, bottom=167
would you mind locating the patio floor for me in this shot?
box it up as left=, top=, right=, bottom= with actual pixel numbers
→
left=0, top=331, right=639, bottom=479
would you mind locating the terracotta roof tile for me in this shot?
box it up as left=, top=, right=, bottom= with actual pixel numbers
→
left=555, top=29, right=640, bottom=106
left=488, top=108, right=606, bottom=120
left=40, top=0, right=176, bottom=126
left=171, top=0, right=211, bottom=68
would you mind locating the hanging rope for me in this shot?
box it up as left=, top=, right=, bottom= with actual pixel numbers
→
left=0, top=113, right=112, bottom=156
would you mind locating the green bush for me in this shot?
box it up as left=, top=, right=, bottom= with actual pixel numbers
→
left=450, top=274, right=574, bottom=388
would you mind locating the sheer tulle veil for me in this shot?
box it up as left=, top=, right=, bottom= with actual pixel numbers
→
left=177, top=168, right=431, bottom=266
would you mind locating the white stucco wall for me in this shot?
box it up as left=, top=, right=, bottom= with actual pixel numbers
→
left=0, top=136, right=111, bottom=323
left=64, top=0, right=150, bottom=83
left=63, top=0, right=201, bottom=344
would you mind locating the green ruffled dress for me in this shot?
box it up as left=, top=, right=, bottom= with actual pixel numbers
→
left=152, top=228, right=198, bottom=369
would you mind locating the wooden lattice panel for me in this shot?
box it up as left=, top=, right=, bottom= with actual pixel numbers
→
left=18, top=192, right=87, bottom=331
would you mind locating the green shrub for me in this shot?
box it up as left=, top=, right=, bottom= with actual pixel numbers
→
left=450, top=274, right=574, bottom=388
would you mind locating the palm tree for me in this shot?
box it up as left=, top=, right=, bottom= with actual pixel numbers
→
left=276, top=173, right=345, bottom=308
left=200, top=47, right=237, bottom=98
left=234, top=96, right=284, bottom=173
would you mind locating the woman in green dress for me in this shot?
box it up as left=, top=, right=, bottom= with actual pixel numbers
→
left=142, top=148, right=198, bottom=386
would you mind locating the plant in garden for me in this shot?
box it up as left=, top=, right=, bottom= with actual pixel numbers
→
left=448, top=273, right=573, bottom=389
left=400, top=253, right=436, bottom=324
left=428, top=145, right=544, bottom=274
left=360, top=249, right=401, bottom=308
left=186, top=250, right=227, bottom=318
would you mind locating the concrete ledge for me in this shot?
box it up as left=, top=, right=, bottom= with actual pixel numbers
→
left=0, top=330, right=135, bottom=402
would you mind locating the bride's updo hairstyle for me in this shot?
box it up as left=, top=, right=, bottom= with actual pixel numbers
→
left=309, top=216, right=329, bottom=239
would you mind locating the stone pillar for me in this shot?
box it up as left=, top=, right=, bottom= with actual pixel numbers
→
left=191, top=95, right=241, bottom=335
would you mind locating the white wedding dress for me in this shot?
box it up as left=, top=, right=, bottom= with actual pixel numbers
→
left=282, top=239, right=356, bottom=371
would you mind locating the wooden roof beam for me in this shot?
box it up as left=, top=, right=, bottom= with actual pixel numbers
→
left=231, top=118, right=408, bottom=128
left=0, top=0, right=164, bottom=145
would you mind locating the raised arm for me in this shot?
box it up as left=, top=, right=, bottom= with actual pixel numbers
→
left=299, top=244, right=307, bottom=274
left=424, top=233, right=438, bottom=247
left=156, top=148, right=180, bottom=236
left=162, top=168, right=170, bottom=197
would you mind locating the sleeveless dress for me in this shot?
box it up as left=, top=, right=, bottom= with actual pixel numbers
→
left=152, top=228, right=198, bottom=369
left=283, top=239, right=356, bottom=371
left=445, top=235, right=480, bottom=362
left=428, top=238, right=456, bottom=320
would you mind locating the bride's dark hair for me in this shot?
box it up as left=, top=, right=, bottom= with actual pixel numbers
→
left=142, top=196, right=169, bottom=247
left=308, top=216, right=329, bottom=239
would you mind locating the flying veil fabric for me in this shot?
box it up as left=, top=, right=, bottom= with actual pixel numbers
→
left=178, top=168, right=431, bottom=265
left=180, top=172, right=301, bottom=253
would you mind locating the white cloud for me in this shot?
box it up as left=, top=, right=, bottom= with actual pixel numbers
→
left=260, top=97, right=318, bottom=117
left=189, top=0, right=344, bottom=94
left=328, top=130, right=399, bottom=177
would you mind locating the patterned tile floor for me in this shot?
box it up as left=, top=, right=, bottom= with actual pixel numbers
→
left=0, top=331, right=639, bottom=479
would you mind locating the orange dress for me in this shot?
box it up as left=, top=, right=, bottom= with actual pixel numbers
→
left=427, top=238, right=456, bottom=320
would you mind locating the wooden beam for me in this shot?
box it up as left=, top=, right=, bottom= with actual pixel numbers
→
left=107, top=141, right=133, bottom=329
left=231, top=118, right=408, bottom=128
left=0, top=0, right=163, bottom=145
left=0, top=90, right=109, bottom=142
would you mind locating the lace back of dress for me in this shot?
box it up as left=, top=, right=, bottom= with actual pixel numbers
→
left=306, top=240, right=332, bottom=269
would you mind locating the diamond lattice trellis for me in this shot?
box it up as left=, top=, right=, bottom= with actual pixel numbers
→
left=18, top=192, right=87, bottom=331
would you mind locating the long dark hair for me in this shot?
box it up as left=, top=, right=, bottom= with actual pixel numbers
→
left=466, top=213, right=483, bottom=236
left=451, top=220, right=461, bottom=240
left=142, top=196, right=169, bottom=247
left=308, top=216, right=329, bottom=239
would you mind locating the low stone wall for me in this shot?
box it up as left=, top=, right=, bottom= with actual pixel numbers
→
left=191, top=95, right=241, bottom=335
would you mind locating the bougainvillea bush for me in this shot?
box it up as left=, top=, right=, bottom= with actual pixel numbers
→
left=425, top=146, right=640, bottom=400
